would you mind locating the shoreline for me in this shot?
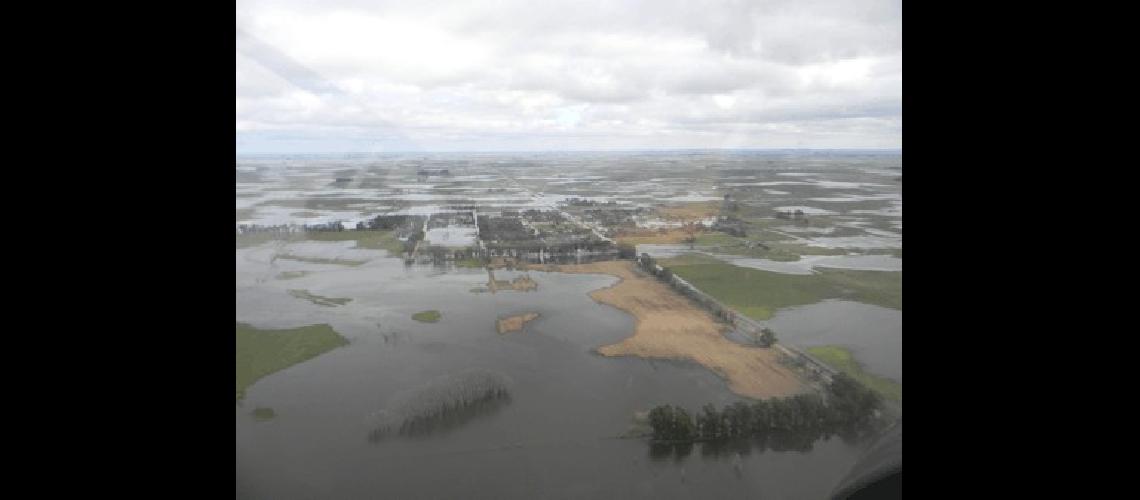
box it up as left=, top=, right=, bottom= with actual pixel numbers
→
left=525, top=260, right=806, bottom=399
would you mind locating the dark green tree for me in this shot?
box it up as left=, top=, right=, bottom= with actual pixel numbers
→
left=759, top=328, right=777, bottom=347
left=698, top=404, right=722, bottom=439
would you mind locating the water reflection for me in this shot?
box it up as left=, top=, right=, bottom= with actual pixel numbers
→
left=367, top=369, right=514, bottom=443
left=648, top=422, right=881, bottom=461
left=368, top=393, right=512, bottom=442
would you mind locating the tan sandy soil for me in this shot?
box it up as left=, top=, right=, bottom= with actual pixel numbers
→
left=614, top=227, right=706, bottom=245
left=497, top=313, right=540, bottom=334
left=655, top=201, right=722, bottom=221
left=487, top=270, right=539, bottom=292
left=532, top=260, right=805, bottom=399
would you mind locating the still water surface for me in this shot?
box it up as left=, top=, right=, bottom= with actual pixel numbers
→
left=237, top=245, right=870, bottom=499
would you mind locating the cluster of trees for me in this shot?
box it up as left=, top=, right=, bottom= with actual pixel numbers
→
left=638, top=253, right=660, bottom=274
left=775, top=209, right=809, bottom=224
left=722, top=194, right=741, bottom=213
left=617, top=243, right=638, bottom=259
left=647, top=373, right=882, bottom=442
left=581, top=208, right=639, bottom=227
left=756, top=327, right=777, bottom=347
left=369, top=369, right=511, bottom=441
left=712, top=216, right=747, bottom=237
left=358, top=215, right=424, bottom=231
left=565, top=197, right=619, bottom=207
left=403, top=230, right=425, bottom=253
left=638, top=254, right=738, bottom=324
left=478, top=217, right=534, bottom=242
left=237, top=222, right=345, bottom=233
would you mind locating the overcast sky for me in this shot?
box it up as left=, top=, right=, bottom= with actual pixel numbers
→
left=236, top=0, right=901, bottom=153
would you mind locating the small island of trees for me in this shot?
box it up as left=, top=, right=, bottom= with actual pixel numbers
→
left=647, top=373, right=883, bottom=443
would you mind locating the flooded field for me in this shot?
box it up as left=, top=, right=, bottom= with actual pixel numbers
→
left=236, top=151, right=900, bottom=499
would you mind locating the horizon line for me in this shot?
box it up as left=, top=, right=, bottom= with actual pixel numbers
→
left=236, top=147, right=902, bottom=156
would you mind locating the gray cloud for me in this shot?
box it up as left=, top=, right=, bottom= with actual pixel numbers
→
left=235, top=0, right=901, bottom=151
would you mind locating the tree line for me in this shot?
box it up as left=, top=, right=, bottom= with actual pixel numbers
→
left=237, top=222, right=346, bottom=233
left=637, top=254, right=743, bottom=327
left=647, top=373, right=882, bottom=442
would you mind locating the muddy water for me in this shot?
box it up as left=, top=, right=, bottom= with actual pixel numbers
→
left=763, top=300, right=902, bottom=383
left=237, top=244, right=867, bottom=499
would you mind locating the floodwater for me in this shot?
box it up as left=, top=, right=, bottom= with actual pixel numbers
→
left=635, top=245, right=902, bottom=274
left=237, top=151, right=902, bottom=498
left=237, top=244, right=868, bottom=499
left=763, top=300, right=902, bottom=383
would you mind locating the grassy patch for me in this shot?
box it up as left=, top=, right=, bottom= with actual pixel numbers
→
left=655, top=201, right=721, bottom=221
left=412, top=310, right=442, bottom=323
left=693, top=232, right=741, bottom=246
left=660, top=254, right=901, bottom=320
left=616, top=228, right=701, bottom=245
left=658, top=252, right=724, bottom=266
left=236, top=322, right=349, bottom=401
left=287, top=289, right=352, bottom=307
left=252, top=407, right=276, bottom=421
left=236, top=230, right=405, bottom=256
left=711, top=242, right=847, bottom=260
left=236, top=232, right=284, bottom=249
left=275, top=271, right=310, bottom=280
left=274, top=254, right=369, bottom=267
left=805, top=345, right=901, bottom=403
left=455, top=257, right=485, bottom=268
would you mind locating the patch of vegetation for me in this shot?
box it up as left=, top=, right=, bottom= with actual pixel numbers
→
left=615, top=228, right=701, bottom=245
left=236, top=230, right=405, bottom=256
left=647, top=373, right=884, bottom=443
left=287, top=289, right=352, bottom=307
left=708, top=245, right=803, bottom=261
left=274, top=254, right=369, bottom=267
left=275, top=271, right=310, bottom=280
left=455, top=257, right=485, bottom=268
left=236, top=232, right=284, bottom=249
left=236, top=208, right=256, bottom=221
left=806, top=346, right=902, bottom=403
left=252, top=407, right=276, bottom=421
left=369, top=369, right=512, bottom=441
left=659, top=252, right=724, bottom=266
left=655, top=201, right=721, bottom=221
left=693, top=232, right=742, bottom=246
left=236, top=322, right=349, bottom=401
left=659, top=253, right=901, bottom=319
left=412, top=310, right=442, bottom=323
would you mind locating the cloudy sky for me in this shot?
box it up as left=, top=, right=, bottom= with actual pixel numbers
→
left=236, top=0, right=901, bottom=153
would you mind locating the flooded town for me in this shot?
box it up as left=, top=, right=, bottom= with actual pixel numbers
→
left=237, top=151, right=901, bottom=499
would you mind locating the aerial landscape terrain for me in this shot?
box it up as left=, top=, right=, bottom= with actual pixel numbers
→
left=236, top=150, right=901, bottom=498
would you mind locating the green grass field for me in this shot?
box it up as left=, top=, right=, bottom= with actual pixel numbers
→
left=236, top=322, right=349, bottom=401
left=236, top=230, right=406, bottom=256
left=275, top=271, right=310, bottom=280
left=412, top=310, right=442, bottom=323
left=693, top=232, right=742, bottom=246
left=287, top=289, right=353, bottom=307
left=805, top=345, right=902, bottom=403
left=274, top=254, right=369, bottom=267
left=660, top=253, right=901, bottom=320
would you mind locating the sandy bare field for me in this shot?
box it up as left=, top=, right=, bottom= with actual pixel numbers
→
left=497, top=313, right=540, bottom=334
left=613, top=227, right=706, bottom=245
left=530, top=260, right=806, bottom=399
